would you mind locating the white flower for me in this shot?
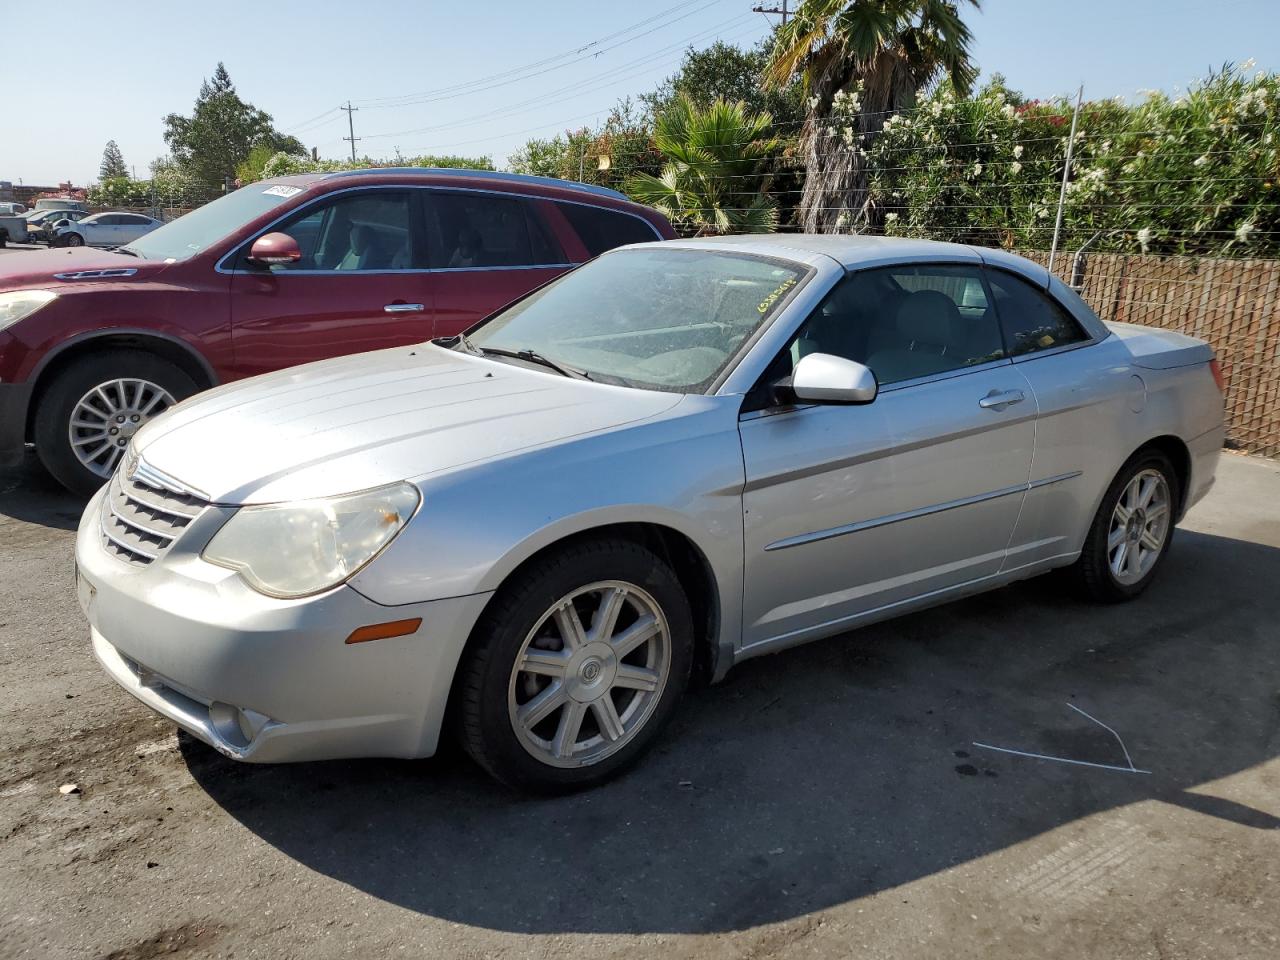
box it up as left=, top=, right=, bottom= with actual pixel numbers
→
left=1193, top=154, right=1210, bottom=167
left=1001, top=104, right=1016, bottom=119
left=1013, top=144, right=1024, bottom=159
left=1010, top=161, right=1022, bottom=174
left=883, top=120, right=893, bottom=131
left=1236, top=221, right=1256, bottom=243
left=885, top=212, right=899, bottom=222
left=1137, top=227, right=1153, bottom=252
left=1243, top=57, right=1257, bottom=69
left=971, top=162, right=983, bottom=177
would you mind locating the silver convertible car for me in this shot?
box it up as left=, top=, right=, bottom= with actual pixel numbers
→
left=75, top=236, right=1224, bottom=791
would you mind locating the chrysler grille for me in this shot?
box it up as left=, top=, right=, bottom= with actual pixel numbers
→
left=100, top=468, right=208, bottom=565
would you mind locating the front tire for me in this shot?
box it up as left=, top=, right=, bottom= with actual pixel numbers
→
left=1072, top=449, right=1180, bottom=602
left=457, top=538, right=694, bottom=792
left=34, top=350, right=197, bottom=496
left=65, top=233, right=84, bottom=247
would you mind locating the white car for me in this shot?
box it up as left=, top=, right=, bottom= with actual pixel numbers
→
left=74, top=236, right=1225, bottom=791
left=56, top=212, right=161, bottom=248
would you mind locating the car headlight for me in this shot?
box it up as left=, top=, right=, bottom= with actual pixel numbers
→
left=0, top=290, right=57, bottom=332
left=203, top=483, right=421, bottom=599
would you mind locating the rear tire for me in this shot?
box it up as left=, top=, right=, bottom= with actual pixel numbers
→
left=1071, top=449, right=1180, bottom=602
left=34, top=350, right=197, bottom=496
left=66, top=233, right=84, bottom=247
left=457, top=538, right=694, bottom=792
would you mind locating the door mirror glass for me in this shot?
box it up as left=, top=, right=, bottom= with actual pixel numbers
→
left=248, top=231, right=302, bottom=265
left=790, top=352, right=878, bottom=404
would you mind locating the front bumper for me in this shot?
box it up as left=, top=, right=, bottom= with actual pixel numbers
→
left=76, top=485, right=492, bottom=762
left=0, top=381, right=33, bottom=467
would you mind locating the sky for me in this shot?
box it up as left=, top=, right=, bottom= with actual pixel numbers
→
left=2, top=0, right=1276, bottom=187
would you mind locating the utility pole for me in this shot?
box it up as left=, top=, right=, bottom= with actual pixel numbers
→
left=341, top=101, right=360, bottom=162
left=1048, top=84, right=1084, bottom=276
left=752, top=0, right=789, bottom=24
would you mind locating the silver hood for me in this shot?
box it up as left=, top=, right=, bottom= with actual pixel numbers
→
left=131, top=345, right=684, bottom=504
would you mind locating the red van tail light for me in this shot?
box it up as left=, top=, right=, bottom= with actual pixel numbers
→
left=1208, top=358, right=1226, bottom=394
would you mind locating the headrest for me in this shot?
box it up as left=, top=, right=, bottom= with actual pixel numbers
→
left=895, top=290, right=960, bottom=346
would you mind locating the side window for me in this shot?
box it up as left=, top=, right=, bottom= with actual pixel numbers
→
left=986, top=269, right=1089, bottom=356
left=425, top=192, right=546, bottom=268
left=555, top=202, right=659, bottom=259
left=783, top=265, right=1006, bottom=387
left=269, top=192, right=415, bottom=272
left=97, top=215, right=120, bottom=226
left=524, top=202, right=565, bottom=265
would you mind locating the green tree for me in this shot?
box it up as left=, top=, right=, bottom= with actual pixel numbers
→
left=162, top=62, right=306, bottom=188
left=99, top=140, right=128, bottom=181
left=645, top=40, right=804, bottom=128
left=254, top=151, right=494, bottom=181
left=765, top=0, right=980, bottom=231
left=626, top=96, right=781, bottom=235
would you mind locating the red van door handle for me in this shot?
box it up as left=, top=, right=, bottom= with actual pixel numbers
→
left=383, top=302, right=425, bottom=313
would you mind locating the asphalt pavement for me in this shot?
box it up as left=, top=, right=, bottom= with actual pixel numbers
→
left=1, top=447, right=1277, bottom=960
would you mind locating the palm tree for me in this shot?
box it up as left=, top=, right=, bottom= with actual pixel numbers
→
left=765, top=0, right=980, bottom=232
left=626, top=96, right=780, bottom=236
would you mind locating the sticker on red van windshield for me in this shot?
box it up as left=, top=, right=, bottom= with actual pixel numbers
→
left=262, top=185, right=303, bottom=198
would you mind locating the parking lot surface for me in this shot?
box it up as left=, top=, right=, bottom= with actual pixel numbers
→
left=1, top=449, right=1278, bottom=960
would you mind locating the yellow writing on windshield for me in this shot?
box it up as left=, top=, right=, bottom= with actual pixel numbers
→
left=757, top=277, right=797, bottom=315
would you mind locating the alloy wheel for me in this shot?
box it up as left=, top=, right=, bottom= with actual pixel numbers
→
left=68, top=378, right=175, bottom=478
left=507, top=580, right=671, bottom=768
left=1107, top=468, right=1171, bottom=585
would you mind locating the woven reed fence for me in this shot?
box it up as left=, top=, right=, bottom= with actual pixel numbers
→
left=1020, top=251, right=1280, bottom=457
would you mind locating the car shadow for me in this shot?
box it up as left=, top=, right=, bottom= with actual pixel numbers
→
left=0, top=451, right=85, bottom=531
left=178, top=528, right=1278, bottom=934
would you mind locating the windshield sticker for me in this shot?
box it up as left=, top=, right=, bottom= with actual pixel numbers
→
left=262, top=185, right=302, bottom=198
left=757, top=277, right=798, bottom=315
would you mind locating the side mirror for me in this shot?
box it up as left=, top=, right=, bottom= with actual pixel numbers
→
left=790, top=352, right=878, bottom=404
left=248, top=231, right=302, bottom=266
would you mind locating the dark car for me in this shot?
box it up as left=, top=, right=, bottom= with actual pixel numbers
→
left=0, top=168, right=675, bottom=494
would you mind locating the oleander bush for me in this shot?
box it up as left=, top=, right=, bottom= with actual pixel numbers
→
left=844, top=63, right=1278, bottom=257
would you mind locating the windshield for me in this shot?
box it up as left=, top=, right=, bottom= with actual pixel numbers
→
left=466, top=247, right=809, bottom=393
left=121, top=182, right=305, bottom=261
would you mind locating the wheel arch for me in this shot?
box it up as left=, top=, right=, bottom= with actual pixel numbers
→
left=25, top=330, right=217, bottom=441
left=469, top=521, right=723, bottom=687
left=1135, top=434, right=1192, bottom=520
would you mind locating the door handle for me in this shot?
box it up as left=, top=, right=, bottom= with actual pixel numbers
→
left=978, top=389, right=1025, bottom=410
left=383, top=302, right=425, bottom=313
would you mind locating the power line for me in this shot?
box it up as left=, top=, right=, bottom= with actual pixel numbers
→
left=355, top=0, right=727, bottom=111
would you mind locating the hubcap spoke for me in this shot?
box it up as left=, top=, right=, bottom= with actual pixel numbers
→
left=1107, top=525, right=1127, bottom=551
left=610, top=614, right=660, bottom=659
left=552, top=701, right=587, bottom=759
left=553, top=602, right=587, bottom=651
left=590, top=586, right=627, bottom=641
left=1140, top=529, right=1163, bottom=551
left=1126, top=541, right=1142, bottom=577
left=613, top=664, right=660, bottom=693
left=519, top=649, right=570, bottom=678
left=1111, top=541, right=1129, bottom=577
left=517, top=682, right=567, bottom=732
left=1138, top=475, right=1157, bottom=508
left=592, top=697, right=625, bottom=742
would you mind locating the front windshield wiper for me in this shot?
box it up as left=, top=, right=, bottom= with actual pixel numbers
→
left=113, top=246, right=140, bottom=258
left=478, top=345, right=593, bottom=381
left=445, top=334, right=591, bottom=380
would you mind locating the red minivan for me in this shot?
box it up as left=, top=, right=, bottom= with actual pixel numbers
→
left=0, top=169, right=675, bottom=494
